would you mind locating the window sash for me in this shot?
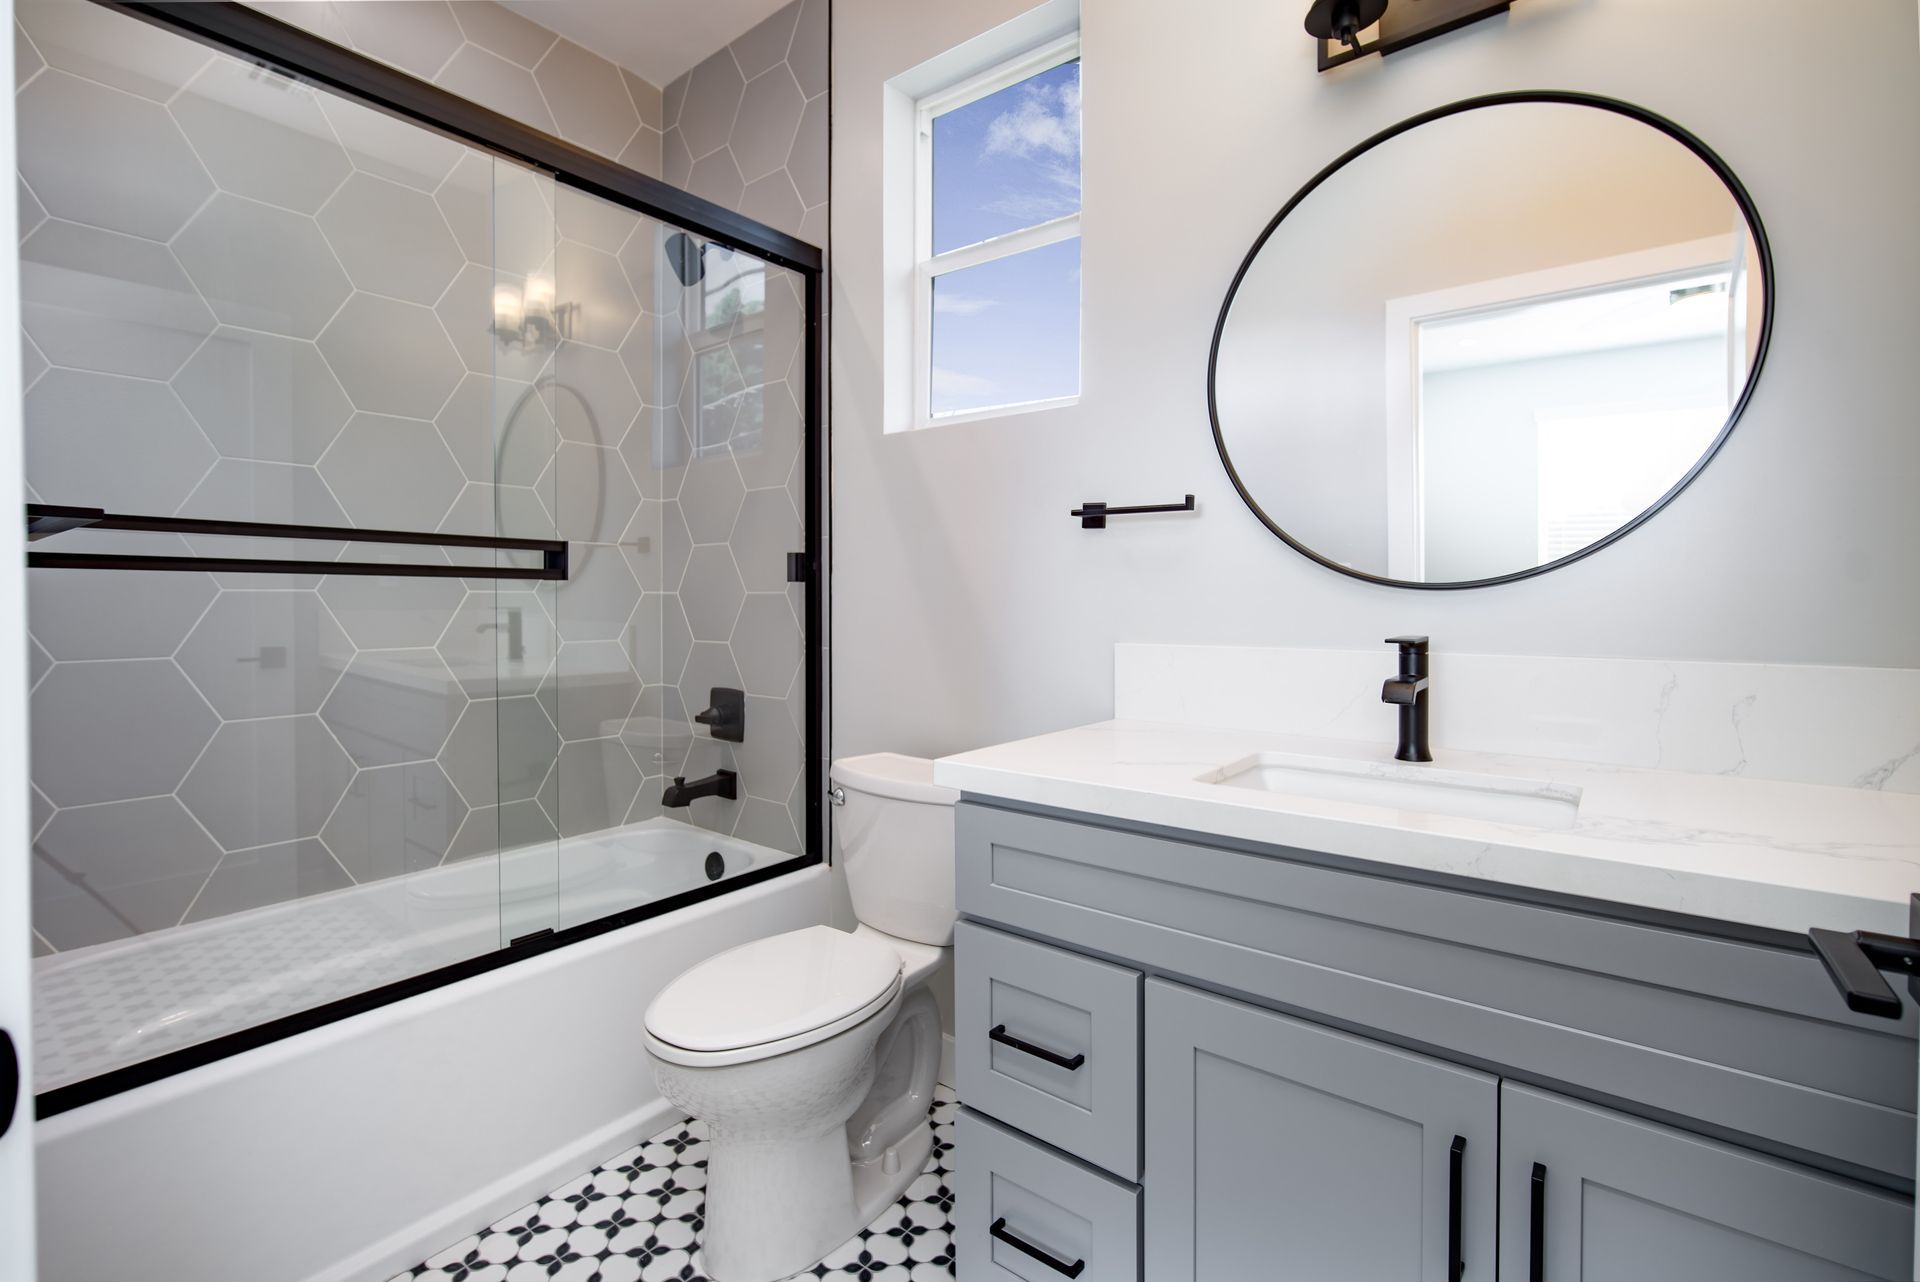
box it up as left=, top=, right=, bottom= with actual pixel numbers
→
left=912, top=34, right=1082, bottom=427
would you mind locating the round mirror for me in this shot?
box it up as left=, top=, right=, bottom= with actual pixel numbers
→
left=1210, top=93, right=1771, bottom=588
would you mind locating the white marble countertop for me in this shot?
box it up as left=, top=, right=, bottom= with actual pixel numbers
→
left=934, top=720, right=1920, bottom=936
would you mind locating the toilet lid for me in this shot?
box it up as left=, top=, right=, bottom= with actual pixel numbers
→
left=645, top=925, right=903, bottom=1053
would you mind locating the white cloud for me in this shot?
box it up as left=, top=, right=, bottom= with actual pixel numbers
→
left=983, top=76, right=1081, bottom=162
left=933, top=293, right=998, bottom=317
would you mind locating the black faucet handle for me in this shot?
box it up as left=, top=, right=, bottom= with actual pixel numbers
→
left=1385, top=635, right=1430, bottom=652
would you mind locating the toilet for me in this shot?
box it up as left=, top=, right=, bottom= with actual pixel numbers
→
left=642, top=753, right=957, bottom=1282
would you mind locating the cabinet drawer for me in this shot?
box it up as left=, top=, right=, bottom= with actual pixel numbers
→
left=957, top=1108, right=1140, bottom=1282
left=956, top=920, right=1142, bottom=1177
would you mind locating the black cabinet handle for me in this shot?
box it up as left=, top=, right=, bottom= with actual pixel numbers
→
left=989, top=1023, right=1085, bottom=1071
left=1529, top=1161, right=1547, bottom=1282
left=0, top=1028, right=17, bottom=1140
left=1448, top=1134, right=1466, bottom=1282
left=990, top=1216, right=1086, bottom=1278
left=1808, top=927, right=1919, bottom=1019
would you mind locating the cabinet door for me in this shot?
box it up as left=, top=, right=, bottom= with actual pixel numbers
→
left=1499, top=1083, right=1911, bottom=1281
left=1144, top=979, right=1497, bottom=1282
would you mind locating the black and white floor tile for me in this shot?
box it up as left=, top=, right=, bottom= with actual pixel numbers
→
left=394, top=1086, right=958, bottom=1282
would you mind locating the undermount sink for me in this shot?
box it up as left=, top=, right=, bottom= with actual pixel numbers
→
left=1199, top=752, right=1583, bottom=831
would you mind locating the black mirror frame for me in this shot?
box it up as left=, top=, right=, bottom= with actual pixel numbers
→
left=1207, top=90, right=1775, bottom=591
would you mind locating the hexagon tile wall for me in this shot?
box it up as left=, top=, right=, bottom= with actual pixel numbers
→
left=18, top=0, right=816, bottom=960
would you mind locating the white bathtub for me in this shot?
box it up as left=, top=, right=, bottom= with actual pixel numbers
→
left=33, top=831, right=831, bottom=1282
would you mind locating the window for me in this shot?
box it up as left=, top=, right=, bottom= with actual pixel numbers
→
left=913, top=36, right=1081, bottom=426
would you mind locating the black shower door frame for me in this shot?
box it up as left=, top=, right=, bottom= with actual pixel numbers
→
left=37, top=0, right=828, bottom=1118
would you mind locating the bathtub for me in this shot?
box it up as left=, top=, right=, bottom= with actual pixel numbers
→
left=33, top=825, right=831, bottom=1282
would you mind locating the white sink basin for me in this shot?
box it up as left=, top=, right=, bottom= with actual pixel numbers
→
left=1199, top=752, right=1582, bottom=831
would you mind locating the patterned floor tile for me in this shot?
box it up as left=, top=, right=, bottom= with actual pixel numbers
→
left=396, top=1087, right=958, bottom=1282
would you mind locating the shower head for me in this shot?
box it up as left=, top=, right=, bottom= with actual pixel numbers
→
left=664, top=231, right=706, bottom=287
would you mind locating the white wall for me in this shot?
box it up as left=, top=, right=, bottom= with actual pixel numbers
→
left=829, top=0, right=1920, bottom=760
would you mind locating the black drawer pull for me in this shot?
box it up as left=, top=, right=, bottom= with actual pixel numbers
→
left=1529, top=1161, right=1547, bottom=1282
left=990, top=1216, right=1086, bottom=1278
left=1447, top=1134, right=1466, bottom=1282
left=989, top=1024, right=1085, bottom=1071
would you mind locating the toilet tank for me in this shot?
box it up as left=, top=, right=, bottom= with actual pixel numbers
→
left=832, top=753, right=959, bottom=946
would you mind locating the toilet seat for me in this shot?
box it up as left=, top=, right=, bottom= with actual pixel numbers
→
left=644, top=925, right=904, bottom=1068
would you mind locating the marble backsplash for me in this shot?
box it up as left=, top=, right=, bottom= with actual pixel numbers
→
left=1115, top=643, right=1920, bottom=794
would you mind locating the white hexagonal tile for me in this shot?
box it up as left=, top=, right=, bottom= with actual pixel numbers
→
left=31, top=659, right=216, bottom=807
left=677, top=49, right=744, bottom=160
left=730, top=487, right=802, bottom=591
left=174, top=459, right=349, bottom=587
left=732, top=68, right=805, bottom=183
left=21, top=219, right=215, bottom=381
left=621, top=405, right=693, bottom=502
left=317, top=91, right=465, bottom=193
left=173, top=193, right=353, bottom=339
left=436, top=588, right=553, bottom=699
left=617, top=126, right=664, bottom=182
left=437, top=43, right=558, bottom=134
left=335, top=0, right=463, bottom=80
left=736, top=379, right=803, bottom=491
left=739, top=172, right=805, bottom=239
left=680, top=545, right=744, bottom=641
left=32, top=797, right=221, bottom=949
left=553, top=342, right=641, bottom=445
left=318, top=293, right=464, bottom=418
left=730, top=594, right=800, bottom=697
left=17, top=71, right=212, bottom=242
left=552, top=737, right=640, bottom=837
left=687, top=149, right=744, bottom=211
left=434, top=150, right=492, bottom=263
left=660, top=592, right=693, bottom=688
left=556, top=185, right=641, bottom=255
left=317, top=171, right=464, bottom=305
left=679, top=642, right=742, bottom=720
left=319, top=543, right=466, bottom=649
left=178, top=715, right=354, bottom=850
left=450, top=2, right=556, bottom=67
left=28, top=566, right=216, bottom=661
left=176, top=590, right=352, bottom=719
left=438, top=695, right=556, bottom=808
left=433, top=264, right=552, bottom=384
left=790, top=0, right=828, bottom=97
left=556, top=238, right=640, bottom=351
left=534, top=38, right=638, bottom=160
left=734, top=694, right=802, bottom=804
left=172, top=327, right=352, bottom=465
left=323, top=760, right=468, bottom=880
left=550, top=640, right=641, bottom=742
left=25, top=369, right=214, bottom=512
left=18, top=0, right=212, bottom=101
left=555, top=543, right=640, bottom=643
left=539, top=442, right=639, bottom=545
left=183, top=838, right=354, bottom=923
left=318, top=411, right=465, bottom=531
left=321, top=648, right=465, bottom=767
left=171, top=59, right=350, bottom=214
left=678, top=451, right=746, bottom=544
left=662, top=127, right=693, bottom=188
left=729, top=3, right=800, bottom=80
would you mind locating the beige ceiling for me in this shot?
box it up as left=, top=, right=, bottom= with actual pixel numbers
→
left=498, top=0, right=797, bottom=87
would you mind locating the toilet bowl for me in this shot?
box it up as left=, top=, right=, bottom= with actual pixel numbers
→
left=643, top=754, right=958, bottom=1282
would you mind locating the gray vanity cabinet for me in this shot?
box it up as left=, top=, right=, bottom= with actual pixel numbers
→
left=1499, top=1083, right=1911, bottom=1282
left=1143, top=979, right=1498, bottom=1282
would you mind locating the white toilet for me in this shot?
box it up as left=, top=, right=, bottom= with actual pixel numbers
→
left=642, top=753, right=958, bottom=1282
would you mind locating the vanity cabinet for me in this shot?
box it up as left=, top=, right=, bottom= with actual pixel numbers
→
left=1143, top=979, right=1497, bottom=1282
left=1501, top=1083, right=1910, bottom=1282
left=951, top=800, right=1917, bottom=1282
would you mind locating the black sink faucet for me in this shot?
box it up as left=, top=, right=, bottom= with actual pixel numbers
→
left=662, top=768, right=738, bottom=808
left=1381, top=636, right=1432, bottom=763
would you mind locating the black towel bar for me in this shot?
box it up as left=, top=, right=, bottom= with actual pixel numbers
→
left=24, top=504, right=568, bottom=581
left=1070, top=494, right=1195, bottom=529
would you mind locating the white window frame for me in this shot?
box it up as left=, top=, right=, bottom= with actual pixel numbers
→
left=911, top=32, right=1081, bottom=430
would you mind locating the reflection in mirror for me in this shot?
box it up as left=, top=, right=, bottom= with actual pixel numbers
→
left=1211, top=96, right=1768, bottom=587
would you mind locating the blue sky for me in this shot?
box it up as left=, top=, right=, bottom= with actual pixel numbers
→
left=929, top=60, right=1081, bottom=416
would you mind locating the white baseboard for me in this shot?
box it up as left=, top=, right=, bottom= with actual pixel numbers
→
left=315, top=1099, right=686, bottom=1282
